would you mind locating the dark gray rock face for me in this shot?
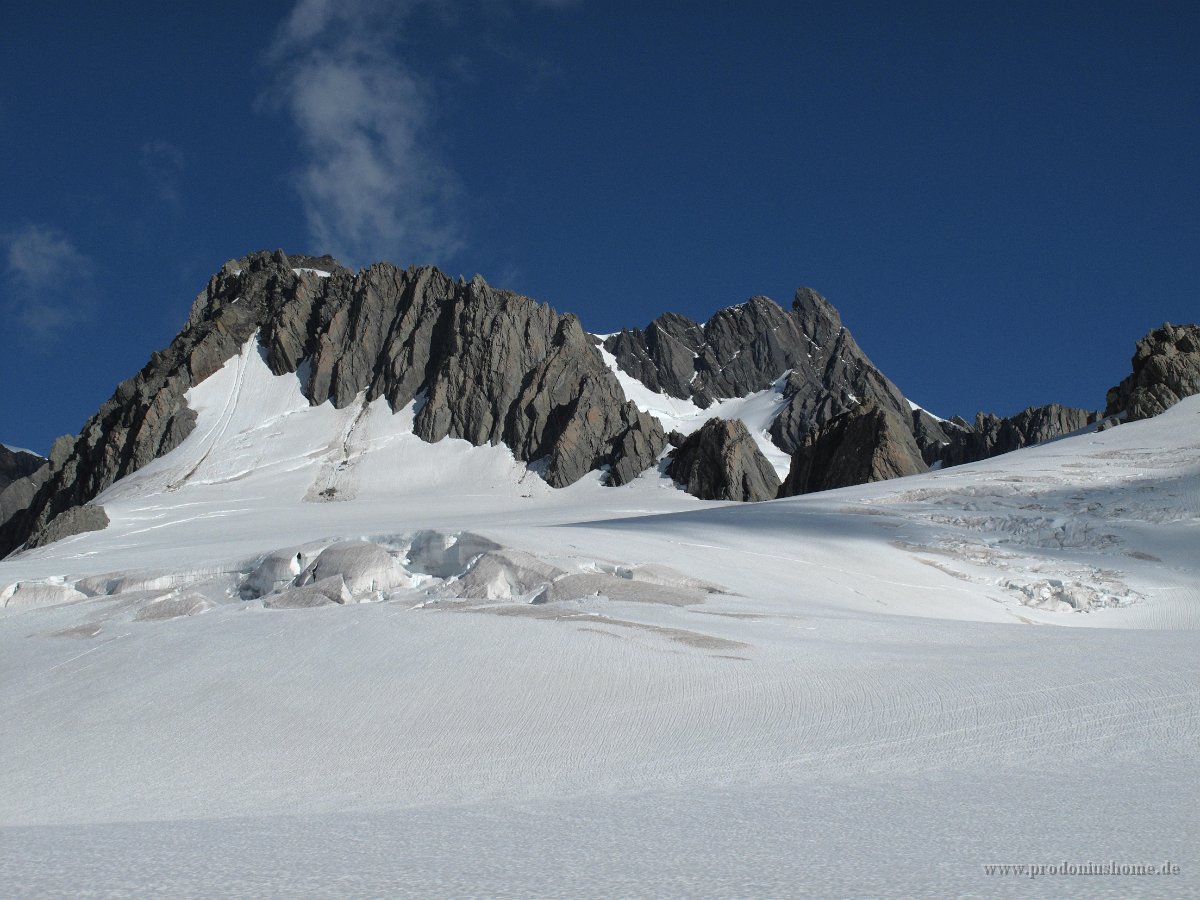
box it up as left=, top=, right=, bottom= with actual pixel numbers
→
left=0, top=251, right=665, bottom=557
left=603, top=286, right=1124, bottom=490
left=0, top=465, right=49, bottom=532
left=609, top=297, right=818, bottom=406
left=691, top=297, right=809, bottom=405
left=766, top=329, right=912, bottom=456
left=602, top=312, right=704, bottom=399
left=1005, top=404, right=1099, bottom=446
left=928, top=404, right=1100, bottom=469
left=296, top=265, right=666, bottom=489
left=1105, top=323, right=1200, bottom=421
left=403, top=275, right=664, bottom=488
left=0, top=447, right=50, bottom=543
left=604, top=288, right=916, bottom=457
left=665, top=418, right=780, bottom=502
left=909, top=407, right=956, bottom=463
left=0, top=445, right=43, bottom=493
left=287, top=254, right=348, bottom=275
left=779, top=401, right=928, bottom=496
left=25, top=504, right=110, bottom=549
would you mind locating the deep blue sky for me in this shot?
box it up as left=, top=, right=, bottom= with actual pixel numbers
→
left=2, top=1, right=1196, bottom=454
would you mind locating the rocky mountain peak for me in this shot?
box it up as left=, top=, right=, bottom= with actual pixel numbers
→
left=0, top=252, right=665, bottom=556
left=691, top=295, right=812, bottom=405
left=1105, top=322, right=1200, bottom=421
left=4, top=251, right=1179, bottom=556
left=603, top=287, right=889, bottom=422
left=791, top=286, right=843, bottom=346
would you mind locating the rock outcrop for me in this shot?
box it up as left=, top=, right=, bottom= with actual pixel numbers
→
left=908, top=407, right=956, bottom=464
left=767, top=290, right=923, bottom=456
left=0, top=251, right=665, bottom=557
left=0, top=446, right=47, bottom=537
left=602, top=312, right=706, bottom=400
left=1105, top=323, right=1200, bottom=421
left=928, top=404, right=1100, bottom=469
left=665, top=419, right=780, bottom=502
left=25, top=504, right=110, bottom=549
left=607, top=287, right=963, bottom=497
left=779, top=401, right=928, bottom=496
left=605, top=289, right=916, bottom=454
left=0, top=445, right=43, bottom=492
left=605, top=287, right=942, bottom=468
left=604, top=286, right=1116, bottom=489
left=0, top=465, right=49, bottom=533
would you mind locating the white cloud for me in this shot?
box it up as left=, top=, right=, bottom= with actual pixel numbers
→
left=266, top=0, right=462, bottom=267
left=3, top=225, right=94, bottom=337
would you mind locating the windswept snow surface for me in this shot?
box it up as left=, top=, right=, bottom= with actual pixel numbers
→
left=2, top=338, right=1198, bottom=897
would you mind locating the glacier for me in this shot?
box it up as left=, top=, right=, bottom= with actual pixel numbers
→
left=1, top=336, right=1197, bottom=897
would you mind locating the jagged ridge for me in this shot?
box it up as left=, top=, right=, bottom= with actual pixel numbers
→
left=665, top=419, right=780, bottom=503
left=605, top=288, right=922, bottom=451
left=0, top=251, right=665, bottom=556
left=616, top=289, right=1099, bottom=499
left=929, top=405, right=1101, bottom=469
left=2, top=253, right=1142, bottom=552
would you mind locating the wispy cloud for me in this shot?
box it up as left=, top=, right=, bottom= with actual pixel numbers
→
left=3, top=224, right=94, bottom=338
left=265, top=0, right=462, bottom=267
left=140, top=140, right=186, bottom=210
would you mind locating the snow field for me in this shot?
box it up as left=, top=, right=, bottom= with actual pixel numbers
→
left=1, top=336, right=1198, bottom=896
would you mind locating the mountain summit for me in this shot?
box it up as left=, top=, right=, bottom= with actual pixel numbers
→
left=0, top=251, right=1110, bottom=555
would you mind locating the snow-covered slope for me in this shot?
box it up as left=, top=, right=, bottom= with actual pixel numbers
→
left=1, top=337, right=1198, bottom=897
left=595, top=341, right=794, bottom=476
